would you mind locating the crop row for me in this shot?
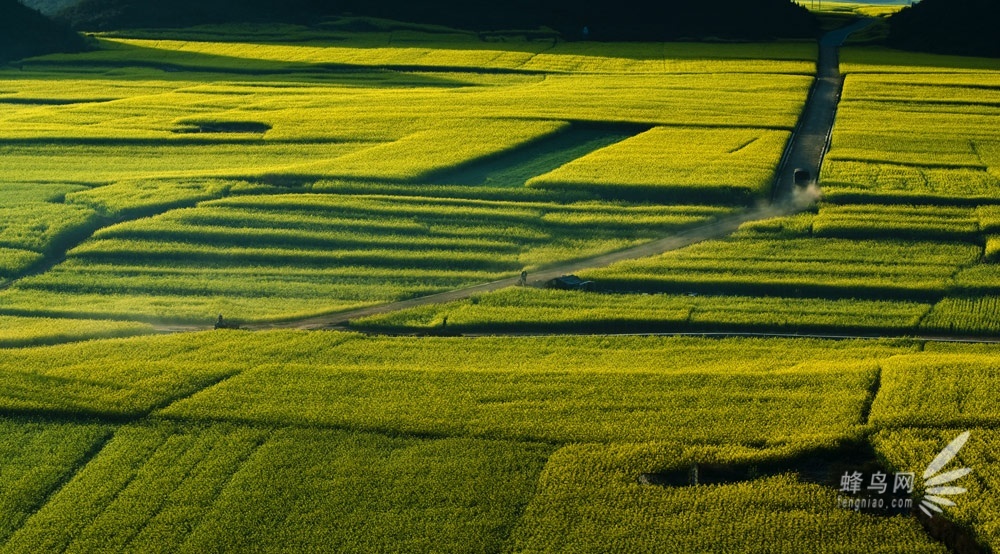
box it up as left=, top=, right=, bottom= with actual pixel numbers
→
left=64, top=179, right=270, bottom=219
left=350, top=287, right=932, bottom=335
left=0, top=193, right=729, bottom=322
left=740, top=205, right=990, bottom=244
left=0, top=315, right=153, bottom=348
left=4, top=420, right=551, bottom=554
left=0, top=141, right=367, bottom=185
left=576, top=237, right=981, bottom=301
left=811, top=204, right=982, bottom=242
left=109, top=37, right=816, bottom=75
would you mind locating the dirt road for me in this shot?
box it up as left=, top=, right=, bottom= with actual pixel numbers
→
left=179, top=22, right=873, bottom=333
left=245, top=203, right=800, bottom=330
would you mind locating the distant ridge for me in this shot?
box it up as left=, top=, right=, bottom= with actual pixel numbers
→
left=57, top=0, right=818, bottom=40
left=888, top=0, right=1000, bottom=57
left=0, top=0, right=86, bottom=62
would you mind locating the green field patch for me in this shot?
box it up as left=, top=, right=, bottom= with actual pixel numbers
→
left=0, top=183, right=88, bottom=204
left=4, top=421, right=551, bottom=554
left=839, top=74, right=1000, bottom=107
left=987, top=236, right=1000, bottom=262
left=920, top=296, right=1000, bottom=336
left=979, top=206, right=1000, bottom=234
left=434, top=123, right=645, bottom=187
left=0, top=248, right=43, bottom=281
left=350, top=287, right=932, bottom=335
left=578, top=238, right=980, bottom=302
left=873, top=428, right=1000, bottom=551
left=0, top=332, right=271, bottom=418
left=733, top=212, right=816, bottom=239
left=1, top=193, right=728, bottom=322
left=160, top=334, right=898, bottom=444
left=827, top=132, right=986, bottom=168
left=105, top=37, right=816, bottom=76
left=0, top=142, right=368, bottom=184
left=870, top=353, right=1000, bottom=428
left=66, top=180, right=267, bottom=218
left=951, top=264, right=1000, bottom=294
left=0, top=203, right=100, bottom=254
left=293, top=119, right=569, bottom=182
left=813, top=204, right=981, bottom=243
left=520, top=41, right=815, bottom=73
left=0, top=418, right=111, bottom=545
left=527, top=127, right=790, bottom=204
left=0, top=289, right=385, bottom=324
left=823, top=69, right=1000, bottom=205
left=507, top=440, right=946, bottom=553
left=1, top=59, right=811, bottom=147
left=0, top=315, right=153, bottom=348
left=842, top=47, right=1000, bottom=74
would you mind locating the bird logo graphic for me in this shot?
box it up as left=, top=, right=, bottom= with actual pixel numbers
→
left=919, top=431, right=972, bottom=517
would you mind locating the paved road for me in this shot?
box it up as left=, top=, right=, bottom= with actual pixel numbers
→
left=772, top=18, right=874, bottom=201
left=177, top=21, right=873, bottom=333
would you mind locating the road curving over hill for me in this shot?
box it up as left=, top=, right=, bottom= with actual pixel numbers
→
left=198, top=21, right=876, bottom=333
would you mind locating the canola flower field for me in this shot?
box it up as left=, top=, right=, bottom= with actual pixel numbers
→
left=2, top=332, right=999, bottom=552
left=1, top=16, right=999, bottom=554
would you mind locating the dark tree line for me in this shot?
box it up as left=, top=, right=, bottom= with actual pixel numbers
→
left=888, top=0, right=1000, bottom=58
left=57, top=0, right=818, bottom=40
left=0, top=0, right=86, bottom=62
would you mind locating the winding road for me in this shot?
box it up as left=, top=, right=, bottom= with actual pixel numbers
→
left=234, top=21, right=875, bottom=333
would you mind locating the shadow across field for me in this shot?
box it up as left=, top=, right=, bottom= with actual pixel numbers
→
left=639, top=438, right=989, bottom=553
left=640, top=440, right=891, bottom=499
left=430, top=122, right=649, bottom=187
left=17, top=40, right=485, bottom=87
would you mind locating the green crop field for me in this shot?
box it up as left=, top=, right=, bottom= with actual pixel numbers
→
left=0, top=23, right=809, bottom=324
left=2, top=332, right=999, bottom=551
left=0, top=14, right=998, bottom=554
left=825, top=51, right=1000, bottom=205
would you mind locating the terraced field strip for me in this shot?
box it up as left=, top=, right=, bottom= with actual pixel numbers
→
left=248, top=203, right=797, bottom=330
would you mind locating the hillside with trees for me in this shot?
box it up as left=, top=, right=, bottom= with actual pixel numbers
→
left=0, top=0, right=86, bottom=62
left=888, top=0, right=1000, bottom=57
left=57, top=0, right=818, bottom=40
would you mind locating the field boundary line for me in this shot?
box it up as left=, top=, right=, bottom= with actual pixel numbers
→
left=150, top=369, right=252, bottom=416
left=173, top=428, right=274, bottom=552
left=2, top=428, right=115, bottom=547
left=343, top=330, right=1000, bottom=345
